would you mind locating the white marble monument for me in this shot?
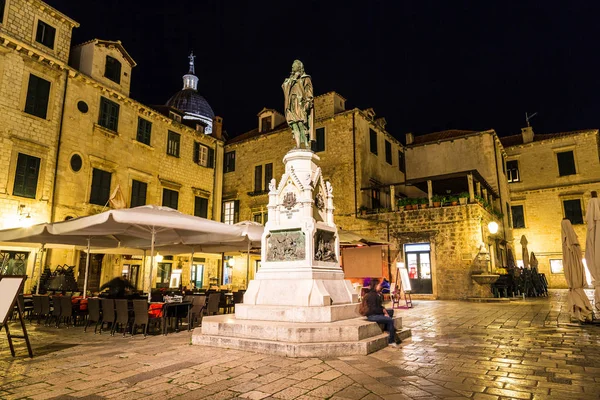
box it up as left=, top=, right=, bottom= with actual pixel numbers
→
left=236, top=149, right=358, bottom=322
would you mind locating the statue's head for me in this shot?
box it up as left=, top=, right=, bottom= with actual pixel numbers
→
left=291, top=60, right=304, bottom=74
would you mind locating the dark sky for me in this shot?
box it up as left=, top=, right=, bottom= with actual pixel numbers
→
left=46, top=0, right=600, bottom=142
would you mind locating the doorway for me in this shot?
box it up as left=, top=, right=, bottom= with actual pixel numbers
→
left=77, top=253, right=104, bottom=293
left=191, top=262, right=204, bottom=289
left=404, top=243, right=432, bottom=294
left=121, top=264, right=140, bottom=289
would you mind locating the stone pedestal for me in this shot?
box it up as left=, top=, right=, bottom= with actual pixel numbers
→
left=193, top=149, right=410, bottom=356
left=240, top=150, right=357, bottom=321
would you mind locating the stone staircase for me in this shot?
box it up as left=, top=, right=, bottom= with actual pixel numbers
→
left=192, top=314, right=411, bottom=357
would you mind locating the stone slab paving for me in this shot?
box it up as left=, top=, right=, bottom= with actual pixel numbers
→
left=1, top=289, right=599, bottom=400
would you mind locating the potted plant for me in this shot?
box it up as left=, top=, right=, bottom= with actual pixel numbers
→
left=358, top=205, right=368, bottom=215
left=397, top=198, right=407, bottom=211
left=458, top=192, right=469, bottom=205
left=449, top=195, right=459, bottom=206
left=432, top=194, right=442, bottom=207
left=418, top=197, right=428, bottom=209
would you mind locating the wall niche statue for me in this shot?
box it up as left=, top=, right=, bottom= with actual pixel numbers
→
left=314, top=229, right=337, bottom=262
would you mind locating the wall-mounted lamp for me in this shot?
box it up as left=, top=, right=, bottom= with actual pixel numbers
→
left=487, top=221, right=499, bottom=235
left=155, top=253, right=164, bottom=263
left=227, top=258, right=236, bottom=268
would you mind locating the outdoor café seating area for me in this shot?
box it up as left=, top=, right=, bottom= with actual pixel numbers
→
left=10, top=289, right=246, bottom=337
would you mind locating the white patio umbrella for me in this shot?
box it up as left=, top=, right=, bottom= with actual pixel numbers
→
left=561, top=219, right=593, bottom=322
left=585, top=194, right=600, bottom=310
left=520, top=235, right=530, bottom=269
left=0, top=223, right=120, bottom=295
left=49, top=205, right=259, bottom=301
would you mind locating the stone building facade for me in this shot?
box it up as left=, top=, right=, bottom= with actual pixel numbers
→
left=0, top=0, right=225, bottom=293
left=501, top=127, right=600, bottom=288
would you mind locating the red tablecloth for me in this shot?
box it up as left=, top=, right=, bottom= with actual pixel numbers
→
left=149, top=303, right=163, bottom=317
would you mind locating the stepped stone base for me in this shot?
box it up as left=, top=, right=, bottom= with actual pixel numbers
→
left=467, top=297, right=511, bottom=303
left=192, top=314, right=411, bottom=357
left=235, top=303, right=358, bottom=323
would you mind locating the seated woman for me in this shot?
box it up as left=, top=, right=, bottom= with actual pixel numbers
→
left=362, top=278, right=398, bottom=347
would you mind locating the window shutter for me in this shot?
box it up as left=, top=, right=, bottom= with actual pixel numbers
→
left=254, top=165, right=263, bottom=192
left=208, top=147, right=215, bottom=169
left=264, top=163, right=273, bottom=189
left=234, top=200, right=240, bottom=223
left=221, top=202, right=226, bottom=223
left=193, top=142, right=200, bottom=163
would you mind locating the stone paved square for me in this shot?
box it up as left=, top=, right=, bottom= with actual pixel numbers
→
left=1, top=290, right=599, bottom=399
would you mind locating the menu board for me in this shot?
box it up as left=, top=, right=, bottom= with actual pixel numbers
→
left=398, top=267, right=412, bottom=293
left=0, top=276, right=24, bottom=324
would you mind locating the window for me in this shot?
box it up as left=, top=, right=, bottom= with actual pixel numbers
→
left=371, top=188, right=381, bottom=209
left=224, top=151, right=236, bottom=173
left=264, top=163, right=273, bottom=190
left=506, top=160, right=520, bottom=183
left=162, top=188, right=179, bottom=210
left=0, top=0, right=5, bottom=24
left=157, top=263, right=172, bottom=285
left=130, top=180, right=147, bottom=207
left=169, top=111, right=181, bottom=122
left=98, top=97, right=119, bottom=131
left=398, top=150, right=406, bottom=173
left=261, top=116, right=272, bottom=132
left=13, top=153, right=40, bottom=198
left=24, top=74, right=51, bottom=119
left=311, top=127, right=325, bottom=152
left=557, top=151, right=576, bottom=176
left=104, top=56, right=121, bottom=84
left=136, top=117, right=152, bottom=145
left=167, top=131, right=180, bottom=157
left=550, top=259, right=564, bottom=274
left=90, top=168, right=112, bottom=206
left=194, top=142, right=208, bottom=166
left=194, top=196, right=208, bottom=218
left=254, top=165, right=263, bottom=193
left=35, top=20, right=55, bottom=49
left=222, top=200, right=239, bottom=224
left=511, top=205, right=525, bottom=228
left=77, top=101, right=88, bottom=113
left=385, top=140, right=392, bottom=164
left=369, top=129, right=378, bottom=155
left=252, top=211, right=268, bottom=225
left=70, top=154, right=82, bottom=172
left=563, top=199, right=583, bottom=225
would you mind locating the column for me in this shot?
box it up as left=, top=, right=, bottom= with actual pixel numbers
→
left=427, top=180, right=433, bottom=207
left=467, top=173, right=475, bottom=203
left=476, top=182, right=481, bottom=197
left=390, top=185, right=396, bottom=211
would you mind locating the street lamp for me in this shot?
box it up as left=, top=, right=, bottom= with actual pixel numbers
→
left=155, top=253, right=164, bottom=263
left=487, top=221, right=499, bottom=235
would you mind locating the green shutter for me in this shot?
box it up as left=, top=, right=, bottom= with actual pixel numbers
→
left=208, top=147, right=215, bottom=168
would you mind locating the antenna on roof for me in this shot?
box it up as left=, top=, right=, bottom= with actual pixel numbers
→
left=525, top=112, right=537, bottom=127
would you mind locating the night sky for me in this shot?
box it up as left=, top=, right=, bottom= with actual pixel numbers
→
left=46, top=0, right=600, bottom=142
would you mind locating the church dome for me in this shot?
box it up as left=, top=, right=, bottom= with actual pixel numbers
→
left=165, top=52, right=214, bottom=133
left=166, top=89, right=215, bottom=120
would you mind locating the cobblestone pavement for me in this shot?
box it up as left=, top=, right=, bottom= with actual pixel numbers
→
left=1, top=289, right=599, bottom=400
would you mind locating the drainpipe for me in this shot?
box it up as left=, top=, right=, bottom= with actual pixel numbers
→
left=50, top=69, right=70, bottom=223
left=352, top=111, right=357, bottom=214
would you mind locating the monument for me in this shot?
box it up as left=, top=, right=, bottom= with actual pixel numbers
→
left=193, top=60, right=409, bottom=356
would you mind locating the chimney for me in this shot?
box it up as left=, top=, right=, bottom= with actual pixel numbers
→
left=213, top=116, right=223, bottom=140
left=521, top=126, right=534, bottom=144
left=405, top=132, right=414, bottom=145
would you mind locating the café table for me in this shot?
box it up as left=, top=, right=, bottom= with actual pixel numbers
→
left=153, top=301, right=192, bottom=335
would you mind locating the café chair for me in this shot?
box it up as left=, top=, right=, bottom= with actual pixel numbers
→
left=49, top=296, right=62, bottom=327
left=113, top=299, right=131, bottom=337
left=206, top=293, right=220, bottom=316
left=58, top=296, right=73, bottom=327
left=85, top=298, right=102, bottom=334
left=188, top=295, right=206, bottom=329
left=99, top=299, right=115, bottom=335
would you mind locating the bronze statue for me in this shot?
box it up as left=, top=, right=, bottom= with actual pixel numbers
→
left=282, top=60, right=314, bottom=148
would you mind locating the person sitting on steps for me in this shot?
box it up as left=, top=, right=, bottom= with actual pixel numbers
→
left=363, top=278, right=399, bottom=347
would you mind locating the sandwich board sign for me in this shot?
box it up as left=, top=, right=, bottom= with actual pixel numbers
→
left=0, top=276, right=33, bottom=357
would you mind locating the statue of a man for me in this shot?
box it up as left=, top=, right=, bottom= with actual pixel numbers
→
left=282, top=60, right=314, bottom=149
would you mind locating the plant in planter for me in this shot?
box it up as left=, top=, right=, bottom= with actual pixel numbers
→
left=449, top=195, right=459, bottom=206
left=432, top=194, right=443, bottom=207
left=405, top=198, right=416, bottom=210
left=397, top=198, right=407, bottom=211
left=358, top=205, right=368, bottom=215
left=458, top=192, right=469, bottom=205
left=418, top=197, right=428, bottom=209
